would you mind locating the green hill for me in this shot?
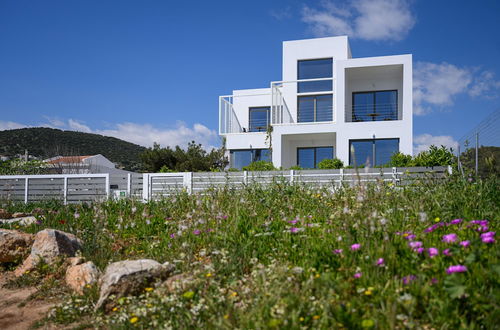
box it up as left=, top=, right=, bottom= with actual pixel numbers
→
left=0, top=127, right=146, bottom=171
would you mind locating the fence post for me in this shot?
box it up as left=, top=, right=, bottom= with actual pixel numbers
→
left=24, top=177, right=29, bottom=204
left=127, top=173, right=132, bottom=197
left=392, top=167, right=397, bottom=185
left=475, top=132, right=479, bottom=176
left=142, top=174, right=150, bottom=201
left=243, top=171, right=248, bottom=185
left=105, top=174, right=110, bottom=200
left=184, top=172, right=193, bottom=194
left=289, top=169, right=295, bottom=183
left=63, top=176, right=68, bottom=205
left=447, top=165, right=453, bottom=175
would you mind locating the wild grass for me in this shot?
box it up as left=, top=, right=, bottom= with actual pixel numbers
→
left=1, top=176, right=499, bottom=328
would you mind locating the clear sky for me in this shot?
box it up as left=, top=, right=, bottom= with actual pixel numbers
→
left=0, top=0, right=499, bottom=152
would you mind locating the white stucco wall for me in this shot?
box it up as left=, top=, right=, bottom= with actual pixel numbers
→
left=232, top=88, right=271, bottom=132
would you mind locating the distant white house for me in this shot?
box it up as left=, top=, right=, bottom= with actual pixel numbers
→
left=219, top=35, right=412, bottom=169
left=44, top=154, right=131, bottom=175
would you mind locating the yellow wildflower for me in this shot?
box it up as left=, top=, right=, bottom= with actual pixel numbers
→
left=434, top=217, right=440, bottom=222
left=223, top=314, right=229, bottom=319
left=229, top=291, right=238, bottom=297
left=364, top=290, right=372, bottom=295
left=313, top=315, right=320, bottom=320
left=206, top=272, right=212, bottom=277
left=315, top=273, right=321, bottom=278
left=112, top=307, right=119, bottom=312
left=130, top=317, right=139, bottom=324
left=299, top=317, right=305, bottom=322
left=145, top=287, right=154, bottom=292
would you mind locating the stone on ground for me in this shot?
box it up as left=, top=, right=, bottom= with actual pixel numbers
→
left=0, top=229, right=34, bottom=263
left=95, top=259, right=175, bottom=311
left=65, top=261, right=100, bottom=295
left=0, top=216, right=38, bottom=226
left=15, top=229, right=83, bottom=276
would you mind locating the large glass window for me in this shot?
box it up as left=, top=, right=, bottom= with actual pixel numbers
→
left=298, top=58, right=333, bottom=93
left=352, top=90, right=398, bottom=122
left=249, top=107, right=270, bottom=132
left=230, top=149, right=271, bottom=170
left=297, top=147, right=334, bottom=169
left=298, top=95, right=333, bottom=122
left=349, top=139, right=399, bottom=166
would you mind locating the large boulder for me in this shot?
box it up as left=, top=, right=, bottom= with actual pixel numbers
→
left=95, top=259, right=175, bottom=311
left=15, top=229, right=83, bottom=276
left=0, top=208, right=12, bottom=219
left=65, top=261, right=100, bottom=295
left=0, top=229, right=34, bottom=263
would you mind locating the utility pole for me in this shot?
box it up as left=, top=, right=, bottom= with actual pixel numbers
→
left=475, top=133, right=479, bottom=176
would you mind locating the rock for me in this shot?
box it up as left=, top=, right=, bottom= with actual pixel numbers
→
left=12, top=212, right=30, bottom=218
left=0, top=216, right=38, bottom=226
left=0, top=209, right=12, bottom=219
left=95, top=259, right=175, bottom=311
left=162, top=273, right=194, bottom=292
left=0, top=229, right=34, bottom=263
left=15, top=229, right=83, bottom=276
left=68, top=256, right=85, bottom=266
left=65, top=261, right=100, bottom=295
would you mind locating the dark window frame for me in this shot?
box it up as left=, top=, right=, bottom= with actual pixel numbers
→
left=297, top=146, right=334, bottom=169
left=297, top=58, right=333, bottom=93
left=297, top=94, right=333, bottom=123
left=248, top=106, right=271, bottom=132
left=352, top=90, right=398, bottom=122
left=348, top=138, right=400, bottom=166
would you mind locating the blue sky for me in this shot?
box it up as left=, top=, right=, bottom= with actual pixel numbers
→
left=0, top=0, right=499, bottom=152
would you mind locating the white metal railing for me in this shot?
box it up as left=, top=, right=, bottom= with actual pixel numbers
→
left=271, top=77, right=336, bottom=125
left=219, top=95, right=243, bottom=134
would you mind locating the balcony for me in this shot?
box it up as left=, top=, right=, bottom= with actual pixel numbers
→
left=347, top=102, right=399, bottom=122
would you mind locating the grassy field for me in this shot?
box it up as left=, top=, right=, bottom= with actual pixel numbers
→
left=1, top=176, right=499, bottom=329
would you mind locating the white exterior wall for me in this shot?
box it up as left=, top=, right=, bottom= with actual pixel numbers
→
left=220, top=36, right=413, bottom=169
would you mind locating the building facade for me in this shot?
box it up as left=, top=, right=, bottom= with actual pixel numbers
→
left=219, top=36, right=412, bottom=170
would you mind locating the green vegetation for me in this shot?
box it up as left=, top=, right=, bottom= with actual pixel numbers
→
left=0, top=127, right=146, bottom=171
left=0, top=159, right=50, bottom=175
left=318, top=158, right=344, bottom=169
left=390, top=145, right=455, bottom=167
left=459, top=146, right=500, bottom=178
left=242, top=160, right=276, bottom=171
left=1, top=175, right=498, bottom=328
left=140, top=141, right=227, bottom=172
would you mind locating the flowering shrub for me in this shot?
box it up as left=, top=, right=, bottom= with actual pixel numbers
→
left=2, top=175, right=498, bottom=328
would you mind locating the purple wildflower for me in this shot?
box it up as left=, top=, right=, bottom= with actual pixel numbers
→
left=416, top=247, right=425, bottom=254
left=333, top=249, right=343, bottom=254
left=428, top=247, right=439, bottom=258
left=409, top=241, right=423, bottom=249
left=459, top=240, right=470, bottom=248
left=376, top=258, right=384, bottom=266
left=481, top=231, right=495, bottom=243
left=351, top=243, right=361, bottom=251
left=442, top=233, right=458, bottom=243
left=169, top=233, right=175, bottom=239
left=290, top=227, right=304, bottom=233
left=430, top=278, right=439, bottom=285
left=424, top=222, right=445, bottom=233
left=443, top=249, right=452, bottom=256
left=353, top=272, right=362, bottom=279
left=446, top=265, right=467, bottom=274
left=402, top=275, right=417, bottom=285
left=288, top=219, right=298, bottom=224
left=193, top=229, right=201, bottom=235
left=448, top=219, right=462, bottom=225
left=402, top=232, right=416, bottom=241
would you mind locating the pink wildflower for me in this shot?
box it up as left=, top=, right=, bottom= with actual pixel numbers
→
left=333, top=249, right=343, bottom=254
left=481, top=231, right=495, bottom=243
left=402, top=275, right=417, bottom=285
left=416, top=247, right=425, bottom=254
left=353, top=272, right=362, bottom=279
left=459, top=240, right=470, bottom=248
left=193, top=229, right=201, bottom=235
left=448, top=219, right=462, bottom=225
left=409, top=241, right=423, bottom=249
left=351, top=244, right=361, bottom=251
left=376, top=258, right=384, bottom=266
left=443, top=249, right=452, bottom=256
left=446, top=265, right=467, bottom=274
left=290, top=227, right=304, bottom=233
left=442, top=233, right=458, bottom=243
left=428, top=247, right=439, bottom=258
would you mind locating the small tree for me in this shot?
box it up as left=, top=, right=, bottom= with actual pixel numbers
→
left=242, top=160, right=276, bottom=171
left=389, top=152, right=413, bottom=167
left=317, top=158, right=344, bottom=169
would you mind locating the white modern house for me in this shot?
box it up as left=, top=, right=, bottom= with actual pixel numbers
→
left=219, top=36, right=412, bottom=169
left=44, top=154, right=131, bottom=175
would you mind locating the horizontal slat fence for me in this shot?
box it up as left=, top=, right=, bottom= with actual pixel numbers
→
left=0, top=166, right=451, bottom=204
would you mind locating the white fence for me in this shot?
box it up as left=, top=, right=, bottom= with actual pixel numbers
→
left=0, top=167, right=452, bottom=204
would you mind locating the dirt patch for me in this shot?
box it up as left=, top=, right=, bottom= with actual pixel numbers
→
left=0, top=272, right=59, bottom=330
